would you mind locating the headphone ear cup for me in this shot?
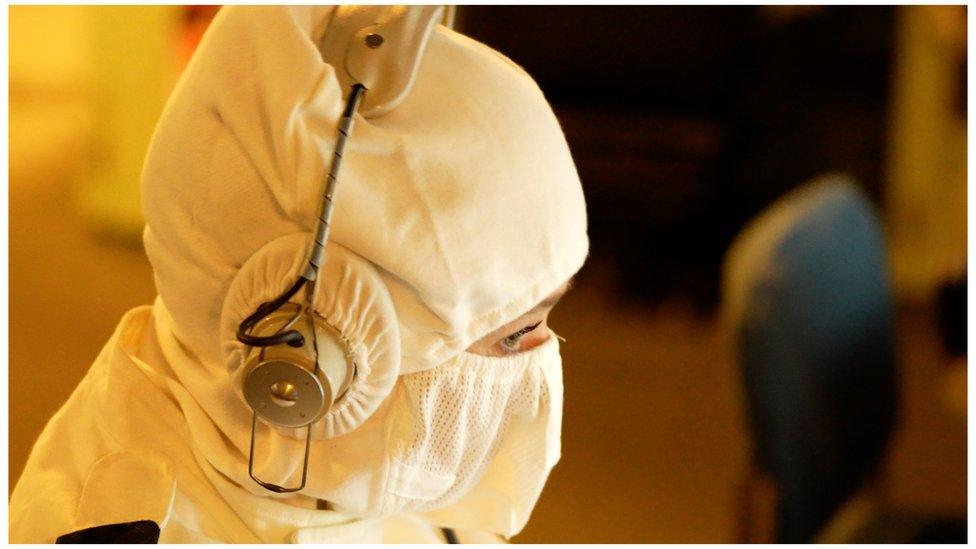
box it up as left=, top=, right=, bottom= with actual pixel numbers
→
left=239, top=305, right=332, bottom=429
left=243, top=357, right=328, bottom=429
left=221, top=233, right=401, bottom=439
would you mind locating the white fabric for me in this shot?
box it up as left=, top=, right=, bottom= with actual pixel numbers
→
left=364, top=332, right=561, bottom=533
left=417, top=336, right=564, bottom=535
left=11, top=4, right=587, bottom=543
left=72, top=450, right=176, bottom=532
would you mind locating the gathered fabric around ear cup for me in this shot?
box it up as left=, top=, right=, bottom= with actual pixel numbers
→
left=220, top=232, right=400, bottom=439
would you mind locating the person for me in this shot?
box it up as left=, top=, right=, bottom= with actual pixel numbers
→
left=9, top=5, right=588, bottom=543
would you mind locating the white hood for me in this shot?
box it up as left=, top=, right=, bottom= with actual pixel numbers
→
left=142, top=5, right=589, bottom=375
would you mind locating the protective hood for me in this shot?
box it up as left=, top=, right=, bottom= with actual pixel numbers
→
left=142, top=5, right=589, bottom=375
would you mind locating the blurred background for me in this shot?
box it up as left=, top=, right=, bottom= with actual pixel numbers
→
left=8, top=5, right=967, bottom=543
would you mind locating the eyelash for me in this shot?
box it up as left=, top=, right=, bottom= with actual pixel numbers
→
left=500, top=321, right=543, bottom=352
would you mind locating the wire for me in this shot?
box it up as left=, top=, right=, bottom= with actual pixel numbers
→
left=236, top=277, right=308, bottom=347
left=236, top=84, right=367, bottom=350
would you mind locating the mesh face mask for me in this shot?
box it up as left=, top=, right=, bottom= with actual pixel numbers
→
left=386, top=334, right=559, bottom=508
left=329, top=333, right=563, bottom=535
left=417, top=332, right=564, bottom=535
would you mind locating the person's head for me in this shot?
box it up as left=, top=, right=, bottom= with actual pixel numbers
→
left=141, top=5, right=587, bottom=536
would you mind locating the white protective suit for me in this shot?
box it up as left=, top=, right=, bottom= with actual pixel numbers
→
left=9, top=5, right=588, bottom=544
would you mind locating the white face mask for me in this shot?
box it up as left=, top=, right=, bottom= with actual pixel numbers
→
left=252, top=331, right=563, bottom=536
left=385, top=332, right=563, bottom=520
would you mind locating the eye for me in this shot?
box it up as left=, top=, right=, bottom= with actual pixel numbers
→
left=500, top=321, right=543, bottom=353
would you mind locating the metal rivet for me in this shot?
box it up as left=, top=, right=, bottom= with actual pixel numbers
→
left=365, top=33, right=384, bottom=49
left=269, top=381, right=299, bottom=408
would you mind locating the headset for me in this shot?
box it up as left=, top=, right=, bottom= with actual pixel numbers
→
left=235, top=6, right=453, bottom=494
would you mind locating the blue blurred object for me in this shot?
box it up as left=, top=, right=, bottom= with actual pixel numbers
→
left=723, top=174, right=897, bottom=543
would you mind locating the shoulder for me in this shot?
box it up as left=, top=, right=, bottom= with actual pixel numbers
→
left=11, top=449, right=176, bottom=544
left=10, top=307, right=181, bottom=543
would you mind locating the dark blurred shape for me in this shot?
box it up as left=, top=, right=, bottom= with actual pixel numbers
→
left=723, top=175, right=897, bottom=543
left=458, top=6, right=894, bottom=311
left=935, top=274, right=967, bottom=358
left=848, top=511, right=967, bottom=543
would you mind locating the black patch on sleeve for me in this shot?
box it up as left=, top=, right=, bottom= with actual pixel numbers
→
left=56, top=520, right=160, bottom=544
left=441, top=527, right=459, bottom=544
